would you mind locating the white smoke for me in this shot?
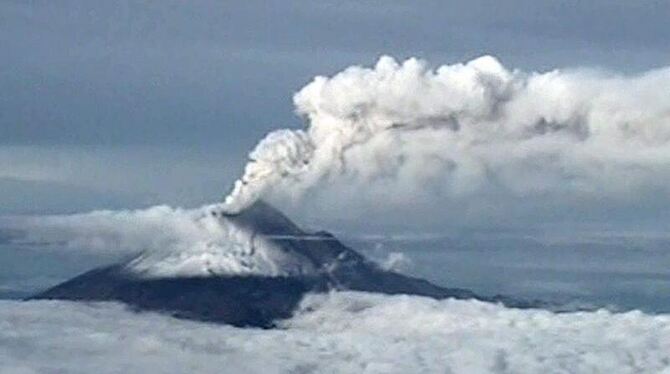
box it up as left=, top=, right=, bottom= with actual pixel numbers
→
left=221, top=55, right=670, bottom=215
left=223, top=130, right=313, bottom=212
left=15, top=205, right=316, bottom=278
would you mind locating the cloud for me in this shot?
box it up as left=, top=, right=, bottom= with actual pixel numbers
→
left=220, top=55, right=670, bottom=227
left=11, top=204, right=316, bottom=278
left=0, top=145, right=245, bottom=214
left=1, top=292, right=670, bottom=373
left=0, top=177, right=142, bottom=215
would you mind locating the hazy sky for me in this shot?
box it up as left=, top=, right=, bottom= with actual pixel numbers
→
left=1, top=0, right=669, bottom=218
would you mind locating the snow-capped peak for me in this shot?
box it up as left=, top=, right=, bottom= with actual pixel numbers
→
left=124, top=202, right=318, bottom=278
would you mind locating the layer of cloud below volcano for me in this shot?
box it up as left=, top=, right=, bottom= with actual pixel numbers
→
left=1, top=292, right=670, bottom=374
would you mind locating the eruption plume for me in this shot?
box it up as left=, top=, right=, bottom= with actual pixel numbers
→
left=222, top=55, right=670, bottom=213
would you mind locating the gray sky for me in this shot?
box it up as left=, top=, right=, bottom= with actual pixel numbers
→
left=1, top=0, right=669, bottom=218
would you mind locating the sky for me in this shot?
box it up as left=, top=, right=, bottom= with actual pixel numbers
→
left=1, top=0, right=670, bottom=226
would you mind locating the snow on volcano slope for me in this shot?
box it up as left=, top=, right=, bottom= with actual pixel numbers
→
left=124, top=203, right=319, bottom=278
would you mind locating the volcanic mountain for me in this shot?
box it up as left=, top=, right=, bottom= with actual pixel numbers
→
left=31, top=201, right=535, bottom=327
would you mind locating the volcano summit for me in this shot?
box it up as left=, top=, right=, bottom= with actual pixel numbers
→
left=31, top=201, right=534, bottom=327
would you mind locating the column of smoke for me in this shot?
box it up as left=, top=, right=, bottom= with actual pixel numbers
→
left=221, top=55, right=670, bottom=214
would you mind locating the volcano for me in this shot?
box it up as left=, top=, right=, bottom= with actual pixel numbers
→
left=31, top=201, right=536, bottom=327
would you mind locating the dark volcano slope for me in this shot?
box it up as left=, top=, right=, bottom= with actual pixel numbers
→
left=31, top=202, right=539, bottom=327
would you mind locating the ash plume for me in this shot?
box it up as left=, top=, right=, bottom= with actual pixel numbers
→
left=221, top=55, right=670, bottom=214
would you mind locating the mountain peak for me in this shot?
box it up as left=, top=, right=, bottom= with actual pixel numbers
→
left=217, top=200, right=303, bottom=235
left=125, top=201, right=321, bottom=279
left=31, top=202, right=539, bottom=327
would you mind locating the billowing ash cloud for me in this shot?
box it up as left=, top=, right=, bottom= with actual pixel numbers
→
left=222, top=55, right=670, bottom=214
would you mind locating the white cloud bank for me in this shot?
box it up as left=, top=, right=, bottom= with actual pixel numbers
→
left=9, top=200, right=409, bottom=278
left=221, top=55, right=670, bottom=224
left=1, top=292, right=670, bottom=374
left=13, top=205, right=316, bottom=278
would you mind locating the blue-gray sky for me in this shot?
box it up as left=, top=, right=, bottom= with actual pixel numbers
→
left=1, top=0, right=669, bottom=217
